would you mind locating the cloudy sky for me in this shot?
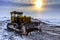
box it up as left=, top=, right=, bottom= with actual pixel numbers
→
left=0, top=0, right=60, bottom=19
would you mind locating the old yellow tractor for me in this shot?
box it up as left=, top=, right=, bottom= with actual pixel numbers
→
left=7, top=11, right=41, bottom=35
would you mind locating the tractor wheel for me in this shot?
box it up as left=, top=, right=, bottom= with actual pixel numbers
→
left=26, top=32, right=28, bottom=36
left=21, top=26, right=28, bottom=35
left=39, top=29, right=42, bottom=32
left=7, top=23, right=14, bottom=30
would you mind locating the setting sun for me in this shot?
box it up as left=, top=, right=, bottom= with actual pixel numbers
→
left=35, top=0, right=43, bottom=8
left=32, top=0, right=46, bottom=11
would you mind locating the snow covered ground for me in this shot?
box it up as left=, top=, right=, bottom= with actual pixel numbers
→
left=40, top=18, right=60, bottom=26
left=0, top=18, right=60, bottom=40
left=0, top=22, right=60, bottom=40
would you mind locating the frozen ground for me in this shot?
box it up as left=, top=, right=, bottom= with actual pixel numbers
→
left=40, top=18, right=60, bottom=26
left=0, top=20, right=60, bottom=40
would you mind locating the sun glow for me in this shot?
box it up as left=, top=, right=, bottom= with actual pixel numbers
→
left=28, top=0, right=46, bottom=11
left=35, top=0, right=43, bottom=8
left=33, top=0, right=46, bottom=11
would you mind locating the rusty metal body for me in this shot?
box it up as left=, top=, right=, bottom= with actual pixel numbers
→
left=7, top=11, right=41, bottom=35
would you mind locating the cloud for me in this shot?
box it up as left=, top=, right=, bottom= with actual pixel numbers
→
left=0, top=0, right=36, bottom=4
left=0, top=0, right=34, bottom=7
left=0, top=0, right=60, bottom=9
left=46, top=0, right=60, bottom=5
left=0, top=0, right=60, bottom=4
left=46, top=4, right=60, bottom=9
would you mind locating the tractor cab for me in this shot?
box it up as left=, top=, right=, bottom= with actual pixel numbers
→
left=11, top=11, right=31, bottom=23
left=11, top=11, right=23, bottom=17
left=11, top=11, right=23, bottom=22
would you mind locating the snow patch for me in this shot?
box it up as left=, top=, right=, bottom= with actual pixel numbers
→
left=40, top=18, right=60, bottom=26
left=47, top=31, right=60, bottom=36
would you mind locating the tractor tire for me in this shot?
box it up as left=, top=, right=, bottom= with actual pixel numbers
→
left=7, top=23, right=14, bottom=31
left=7, top=23, right=11, bottom=29
left=39, top=29, right=42, bottom=32
left=26, top=32, right=28, bottom=36
left=21, top=26, right=28, bottom=35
